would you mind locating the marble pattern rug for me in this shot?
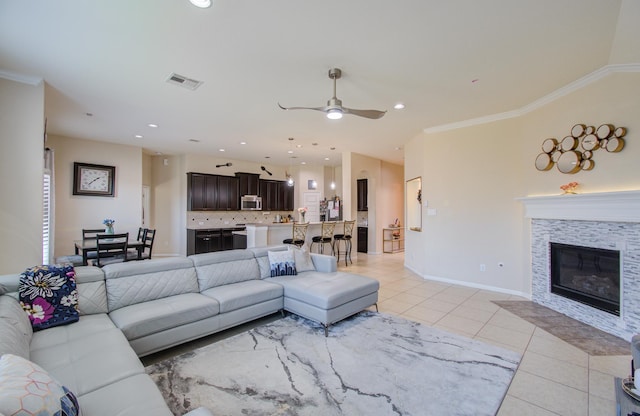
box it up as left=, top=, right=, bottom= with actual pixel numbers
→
left=146, top=312, right=521, bottom=415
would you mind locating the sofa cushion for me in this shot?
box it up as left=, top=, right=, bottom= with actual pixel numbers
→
left=0, top=295, right=32, bottom=359
left=248, top=246, right=287, bottom=278
left=272, top=272, right=379, bottom=309
left=104, top=257, right=199, bottom=311
left=79, top=373, right=172, bottom=416
left=191, top=250, right=261, bottom=290
left=268, top=250, right=297, bottom=277
left=30, top=326, right=144, bottom=397
left=201, top=280, right=283, bottom=313
left=109, top=293, right=220, bottom=340
left=288, top=245, right=316, bottom=272
left=0, top=354, right=80, bottom=416
left=29, top=314, right=116, bottom=351
left=19, top=265, right=79, bottom=330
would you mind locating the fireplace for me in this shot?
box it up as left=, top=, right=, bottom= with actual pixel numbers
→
left=550, top=243, right=620, bottom=316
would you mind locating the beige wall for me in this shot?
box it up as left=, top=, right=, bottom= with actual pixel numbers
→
left=47, top=135, right=142, bottom=259
left=405, top=71, right=640, bottom=296
left=0, top=78, right=45, bottom=273
left=346, top=152, right=404, bottom=254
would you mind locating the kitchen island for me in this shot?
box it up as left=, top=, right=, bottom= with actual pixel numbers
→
left=246, top=222, right=346, bottom=249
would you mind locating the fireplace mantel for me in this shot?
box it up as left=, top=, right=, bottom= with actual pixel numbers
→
left=517, top=190, right=640, bottom=223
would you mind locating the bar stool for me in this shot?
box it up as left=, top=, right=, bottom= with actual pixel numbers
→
left=310, top=222, right=336, bottom=254
left=333, top=220, right=355, bottom=266
left=283, top=223, right=308, bottom=248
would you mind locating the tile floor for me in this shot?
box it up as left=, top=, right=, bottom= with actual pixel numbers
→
left=347, top=252, right=631, bottom=416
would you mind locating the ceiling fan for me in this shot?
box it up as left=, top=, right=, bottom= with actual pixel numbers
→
left=278, top=68, right=386, bottom=120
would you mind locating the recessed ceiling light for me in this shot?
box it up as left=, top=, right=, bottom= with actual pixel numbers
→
left=155, top=152, right=163, bottom=155
left=287, top=150, right=294, bottom=154
left=394, top=103, right=405, bottom=110
left=240, top=141, right=247, bottom=145
left=189, top=0, right=212, bottom=8
left=148, top=123, right=158, bottom=128
left=300, top=161, right=306, bottom=165
left=135, top=135, right=143, bottom=139
left=324, top=157, right=330, bottom=161
left=394, top=146, right=401, bottom=151
left=296, top=144, right=302, bottom=148
left=218, top=148, right=225, bottom=152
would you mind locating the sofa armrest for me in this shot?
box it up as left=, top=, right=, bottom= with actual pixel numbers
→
left=310, top=253, right=337, bottom=273
left=183, top=407, right=214, bottom=416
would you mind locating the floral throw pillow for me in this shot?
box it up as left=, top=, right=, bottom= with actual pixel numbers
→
left=19, top=265, right=79, bottom=331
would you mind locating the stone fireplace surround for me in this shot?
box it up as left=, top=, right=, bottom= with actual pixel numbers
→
left=519, top=190, right=640, bottom=341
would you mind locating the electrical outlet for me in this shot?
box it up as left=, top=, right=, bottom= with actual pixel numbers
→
left=480, top=264, right=486, bottom=272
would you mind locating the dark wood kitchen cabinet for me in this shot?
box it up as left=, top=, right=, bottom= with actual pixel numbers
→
left=216, top=175, right=239, bottom=211
left=259, top=180, right=279, bottom=211
left=278, top=181, right=294, bottom=211
left=357, top=226, right=368, bottom=253
left=357, top=179, right=368, bottom=211
left=187, top=172, right=239, bottom=211
left=236, top=172, right=260, bottom=196
left=187, top=173, right=218, bottom=211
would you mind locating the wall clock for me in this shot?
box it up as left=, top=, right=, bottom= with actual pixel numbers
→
left=73, top=162, right=115, bottom=196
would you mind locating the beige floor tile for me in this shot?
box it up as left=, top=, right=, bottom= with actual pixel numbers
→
left=508, top=370, right=588, bottom=415
left=526, top=331, right=589, bottom=368
left=476, top=323, right=533, bottom=351
left=589, top=355, right=631, bottom=377
left=377, top=287, right=402, bottom=301
left=588, top=369, right=617, bottom=401
left=401, top=305, right=448, bottom=324
left=588, top=394, right=616, bottom=416
left=387, top=292, right=427, bottom=306
left=440, top=285, right=478, bottom=298
left=432, top=322, right=477, bottom=339
left=487, top=309, right=536, bottom=335
left=474, top=335, right=526, bottom=354
left=450, top=304, right=497, bottom=323
left=434, top=314, right=486, bottom=336
left=518, top=350, right=588, bottom=391
left=382, top=279, right=424, bottom=292
left=471, top=290, right=514, bottom=302
left=497, top=395, right=558, bottom=416
left=418, top=298, right=459, bottom=313
left=378, top=298, right=414, bottom=315
left=428, top=291, right=470, bottom=306
left=460, top=298, right=502, bottom=313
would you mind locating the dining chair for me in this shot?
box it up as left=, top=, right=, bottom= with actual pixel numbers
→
left=310, top=222, right=336, bottom=255
left=128, top=227, right=148, bottom=257
left=333, top=220, right=355, bottom=266
left=128, top=229, right=156, bottom=260
left=283, top=223, right=308, bottom=248
left=81, top=228, right=106, bottom=261
left=136, top=227, right=147, bottom=241
left=91, top=233, right=129, bottom=267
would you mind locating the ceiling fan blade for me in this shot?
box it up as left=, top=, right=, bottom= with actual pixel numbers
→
left=278, top=103, right=328, bottom=112
left=342, top=107, right=386, bottom=119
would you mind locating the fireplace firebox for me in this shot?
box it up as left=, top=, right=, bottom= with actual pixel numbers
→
left=550, top=243, right=620, bottom=316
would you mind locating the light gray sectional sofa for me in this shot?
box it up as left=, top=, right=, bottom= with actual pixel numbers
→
left=0, top=246, right=379, bottom=416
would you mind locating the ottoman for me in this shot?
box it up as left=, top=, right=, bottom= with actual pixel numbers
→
left=273, top=272, right=379, bottom=336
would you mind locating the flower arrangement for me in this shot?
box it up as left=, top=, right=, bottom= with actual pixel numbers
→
left=560, top=182, right=579, bottom=194
left=103, top=219, right=115, bottom=227
left=297, top=207, right=307, bottom=222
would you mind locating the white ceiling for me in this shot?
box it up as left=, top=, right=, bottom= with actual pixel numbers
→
left=0, top=0, right=626, bottom=167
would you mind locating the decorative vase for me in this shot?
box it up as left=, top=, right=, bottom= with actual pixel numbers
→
left=105, top=225, right=114, bottom=234
left=300, top=213, right=306, bottom=223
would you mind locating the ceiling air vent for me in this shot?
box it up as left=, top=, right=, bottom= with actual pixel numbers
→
left=166, top=73, right=203, bottom=90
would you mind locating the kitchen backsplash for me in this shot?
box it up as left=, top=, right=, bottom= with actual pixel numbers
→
left=187, top=211, right=294, bottom=229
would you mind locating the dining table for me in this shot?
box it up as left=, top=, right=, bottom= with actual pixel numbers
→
left=74, top=238, right=146, bottom=266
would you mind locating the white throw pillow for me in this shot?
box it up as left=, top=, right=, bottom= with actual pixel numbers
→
left=0, top=354, right=81, bottom=416
left=267, top=250, right=297, bottom=277
left=288, top=245, right=316, bottom=273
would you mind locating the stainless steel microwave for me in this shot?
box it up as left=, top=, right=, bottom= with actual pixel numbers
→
left=241, top=195, right=262, bottom=210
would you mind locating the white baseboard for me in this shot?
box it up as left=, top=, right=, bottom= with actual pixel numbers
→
left=404, top=264, right=531, bottom=300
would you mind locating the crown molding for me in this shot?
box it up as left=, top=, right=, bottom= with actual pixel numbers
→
left=424, top=63, right=640, bottom=135
left=0, top=69, right=43, bottom=86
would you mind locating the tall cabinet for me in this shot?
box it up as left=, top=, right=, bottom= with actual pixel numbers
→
left=357, top=179, right=368, bottom=211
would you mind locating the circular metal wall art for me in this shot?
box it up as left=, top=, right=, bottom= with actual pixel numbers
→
left=535, top=123, right=627, bottom=173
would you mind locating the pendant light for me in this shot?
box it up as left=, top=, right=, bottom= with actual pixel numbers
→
left=330, top=165, right=336, bottom=190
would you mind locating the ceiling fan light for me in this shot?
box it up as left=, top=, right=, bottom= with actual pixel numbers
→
left=189, top=0, right=212, bottom=8
left=326, top=109, right=343, bottom=120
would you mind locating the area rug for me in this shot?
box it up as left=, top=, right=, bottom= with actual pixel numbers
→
left=146, top=312, right=521, bottom=415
